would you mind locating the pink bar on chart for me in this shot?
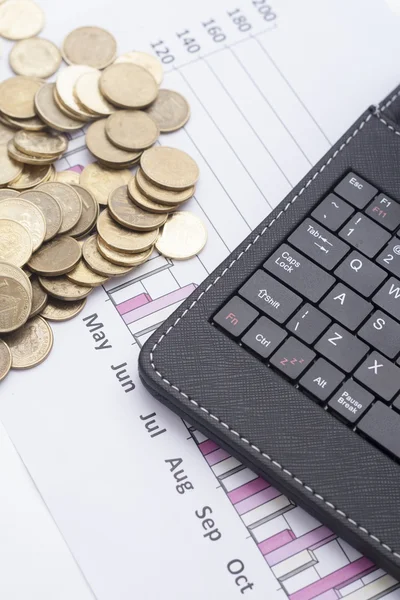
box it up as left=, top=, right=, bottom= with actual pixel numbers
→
left=258, top=530, right=295, bottom=555
left=198, top=439, right=219, bottom=455
left=228, top=477, right=270, bottom=504
left=205, top=448, right=231, bottom=466
left=266, top=526, right=333, bottom=566
left=117, top=293, right=151, bottom=316
left=236, top=486, right=282, bottom=516
left=313, top=590, right=339, bottom=600
left=289, top=557, right=375, bottom=600
left=123, top=284, right=197, bottom=324
left=69, top=165, right=84, bottom=174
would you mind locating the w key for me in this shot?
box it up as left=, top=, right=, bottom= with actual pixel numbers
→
left=288, top=219, right=349, bottom=270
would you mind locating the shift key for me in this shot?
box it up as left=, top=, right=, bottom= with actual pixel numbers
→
left=264, top=244, right=335, bottom=302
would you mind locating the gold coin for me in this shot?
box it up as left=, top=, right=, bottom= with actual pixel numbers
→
left=86, top=119, right=141, bottom=165
left=0, top=197, right=45, bottom=251
left=29, top=275, right=47, bottom=317
left=0, top=272, right=31, bottom=333
left=37, top=181, right=82, bottom=234
left=56, top=65, right=98, bottom=120
left=14, top=130, right=68, bottom=157
left=109, top=185, right=167, bottom=231
left=0, top=76, right=42, bottom=119
left=128, top=175, right=179, bottom=214
left=0, top=219, right=32, bottom=267
left=80, top=162, right=131, bottom=206
left=97, top=236, right=153, bottom=267
left=67, top=259, right=108, bottom=287
left=41, top=297, right=86, bottom=321
left=114, top=52, right=163, bottom=86
left=1, top=113, right=46, bottom=131
left=82, top=235, right=132, bottom=277
left=0, top=190, right=19, bottom=199
left=156, top=211, right=207, bottom=259
left=28, top=236, right=81, bottom=276
left=0, top=122, right=16, bottom=145
left=0, top=261, right=32, bottom=301
left=0, top=145, right=23, bottom=185
left=75, top=70, right=115, bottom=116
left=62, top=27, right=117, bottom=69
left=100, top=63, right=158, bottom=109
left=97, top=210, right=158, bottom=254
left=6, top=316, right=53, bottom=369
left=56, top=170, right=80, bottom=185
left=10, top=38, right=61, bottom=78
left=146, top=89, right=190, bottom=133
left=0, top=339, right=11, bottom=382
left=0, top=0, right=44, bottom=40
left=35, top=83, right=83, bottom=132
left=7, top=140, right=61, bottom=166
left=141, top=146, right=200, bottom=190
left=67, top=184, right=99, bottom=238
left=136, top=168, right=194, bottom=205
left=39, top=275, right=93, bottom=301
left=97, top=156, right=140, bottom=170
left=9, top=164, right=52, bottom=190
left=19, top=189, right=61, bottom=241
left=105, top=110, right=159, bottom=151
left=45, top=165, right=56, bottom=182
left=53, top=86, right=92, bottom=123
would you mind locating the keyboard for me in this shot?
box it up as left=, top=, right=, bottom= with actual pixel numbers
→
left=213, top=171, right=400, bottom=462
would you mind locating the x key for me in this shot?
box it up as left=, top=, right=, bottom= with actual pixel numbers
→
left=354, top=351, right=400, bottom=402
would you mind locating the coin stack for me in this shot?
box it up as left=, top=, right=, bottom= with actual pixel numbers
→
left=0, top=2, right=207, bottom=382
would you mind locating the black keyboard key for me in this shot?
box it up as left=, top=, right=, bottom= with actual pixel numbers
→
left=270, top=337, right=315, bottom=380
left=239, top=270, right=301, bottom=324
left=393, top=396, right=400, bottom=412
left=328, top=380, right=374, bottom=423
left=286, top=304, right=331, bottom=344
left=358, top=402, right=400, bottom=460
left=376, top=239, right=400, bottom=278
left=358, top=310, right=400, bottom=359
left=288, top=219, right=349, bottom=271
left=311, top=194, right=354, bottom=232
left=264, top=244, right=335, bottom=303
left=334, top=172, right=377, bottom=209
left=335, top=251, right=387, bottom=297
left=365, top=193, right=400, bottom=231
left=354, top=351, right=400, bottom=402
left=319, top=283, right=372, bottom=331
left=373, top=277, right=400, bottom=322
left=314, top=324, right=368, bottom=373
left=213, top=297, right=258, bottom=337
left=339, top=213, right=391, bottom=258
left=300, top=358, right=345, bottom=402
left=241, top=316, right=287, bottom=359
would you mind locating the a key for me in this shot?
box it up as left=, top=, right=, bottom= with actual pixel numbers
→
left=365, top=193, right=400, bottom=231
left=286, top=304, right=331, bottom=344
left=270, top=337, right=315, bottom=380
left=373, top=277, right=400, bottom=322
left=334, top=172, right=377, bottom=209
left=299, top=358, right=345, bottom=402
left=239, top=270, right=301, bottom=323
left=376, top=239, right=400, bottom=278
left=358, top=402, right=400, bottom=460
left=264, top=244, right=335, bottom=303
left=335, top=251, right=387, bottom=297
left=328, top=380, right=374, bottom=423
left=354, top=351, right=400, bottom=402
left=358, top=310, right=400, bottom=359
left=339, top=213, right=391, bottom=258
left=314, top=324, right=369, bottom=373
left=241, top=316, right=287, bottom=359
left=288, top=219, right=349, bottom=271
left=319, top=283, right=372, bottom=331
left=213, top=297, right=258, bottom=337
left=311, top=194, right=354, bottom=232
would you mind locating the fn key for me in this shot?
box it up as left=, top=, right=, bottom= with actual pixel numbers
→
left=213, top=297, right=258, bottom=337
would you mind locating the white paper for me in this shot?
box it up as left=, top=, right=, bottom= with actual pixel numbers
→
left=1, top=1, right=400, bottom=599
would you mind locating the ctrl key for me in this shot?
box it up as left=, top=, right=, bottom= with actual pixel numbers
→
left=213, top=297, right=258, bottom=337
left=328, top=380, right=374, bottom=424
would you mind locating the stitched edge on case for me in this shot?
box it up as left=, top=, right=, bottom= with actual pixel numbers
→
left=379, top=89, right=400, bottom=113
left=149, top=112, right=400, bottom=561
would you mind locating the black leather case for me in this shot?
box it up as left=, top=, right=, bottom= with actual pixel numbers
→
left=139, top=86, right=400, bottom=579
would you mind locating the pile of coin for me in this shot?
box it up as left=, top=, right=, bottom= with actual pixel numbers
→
left=0, top=3, right=207, bottom=382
